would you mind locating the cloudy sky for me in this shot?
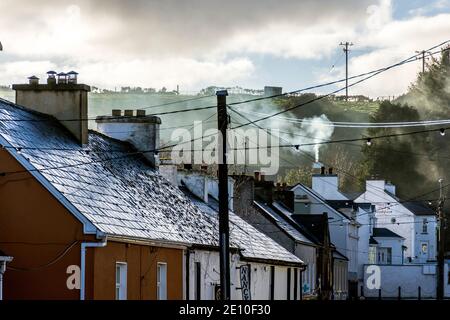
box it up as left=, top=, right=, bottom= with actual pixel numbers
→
left=0, top=0, right=449, bottom=97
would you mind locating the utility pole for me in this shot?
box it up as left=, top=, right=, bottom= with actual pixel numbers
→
left=416, top=50, right=427, bottom=73
left=437, top=178, right=446, bottom=300
left=216, top=89, right=231, bottom=300
left=340, top=41, right=353, bottom=101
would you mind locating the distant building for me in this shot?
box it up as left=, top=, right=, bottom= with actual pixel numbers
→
left=264, top=86, right=283, bottom=96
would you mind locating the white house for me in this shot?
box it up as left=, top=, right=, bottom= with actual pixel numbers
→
left=354, top=180, right=437, bottom=264
left=178, top=172, right=306, bottom=300
left=291, top=173, right=360, bottom=298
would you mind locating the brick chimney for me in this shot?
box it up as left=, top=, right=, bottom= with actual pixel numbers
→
left=12, top=72, right=90, bottom=145
left=95, top=109, right=161, bottom=167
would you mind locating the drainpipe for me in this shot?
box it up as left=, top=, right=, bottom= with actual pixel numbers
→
left=0, top=256, right=13, bottom=300
left=80, top=237, right=107, bottom=300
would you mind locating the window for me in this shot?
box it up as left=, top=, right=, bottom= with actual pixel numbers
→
left=269, top=266, right=275, bottom=300
left=448, top=264, right=450, bottom=285
left=422, top=243, right=428, bottom=253
left=157, top=262, right=167, bottom=300
left=377, top=248, right=392, bottom=264
left=115, top=262, right=127, bottom=300
left=195, top=262, right=201, bottom=300
left=422, top=219, right=428, bottom=234
left=287, top=268, right=291, bottom=300
left=293, top=268, right=298, bottom=300
left=368, top=246, right=376, bottom=264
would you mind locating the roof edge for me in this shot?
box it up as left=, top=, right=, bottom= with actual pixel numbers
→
left=0, top=133, right=101, bottom=237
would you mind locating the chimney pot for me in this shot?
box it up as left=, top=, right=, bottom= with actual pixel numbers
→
left=57, top=72, right=67, bottom=84
left=112, top=109, right=121, bottom=117
left=46, top=71, right=57, bottom=85
left=124, top=109, right=134, bottom=117
left=136, top=109, right=146, bottom=117
left=28, top=76, right=39, bottom=85
left=67, top=71, right=78, bottom=84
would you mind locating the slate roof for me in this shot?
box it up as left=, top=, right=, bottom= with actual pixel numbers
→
left=183, top=189, right=304, bottom=265
left=384, top=190, right=435, bottom=216
left=253, top=201, right=315, bottom=246
left=401, top=201, right=436, bottom=216
left=372, top=228, right=404, bottom=239
left=0, top=98, right=302, bottom=265
left=291, top=214, right=329, bottom=245
left=291, top=184, right=352, bottom=222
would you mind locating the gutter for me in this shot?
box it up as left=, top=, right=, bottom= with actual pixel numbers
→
left=0, top=256, right=13, bottom=301
left=80, top=237, right=107, bottom=300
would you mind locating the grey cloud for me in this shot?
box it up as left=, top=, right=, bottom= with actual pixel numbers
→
left=2, top=0, right=376, bottom=58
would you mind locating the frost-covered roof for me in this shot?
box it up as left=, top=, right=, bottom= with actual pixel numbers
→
left=0, top=99, right=302, bottom=265
left=184, top=190, right=303, bottom=265
left=0, top=98, right=218, bottom=245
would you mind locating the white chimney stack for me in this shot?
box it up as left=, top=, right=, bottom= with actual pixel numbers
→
left=95, top=109, right=161, bottom=167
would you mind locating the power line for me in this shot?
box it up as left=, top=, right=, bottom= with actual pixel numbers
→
left=237, top=109, right=450, bottom=128
left=226, top=41, right=449, bottom=108
left=2, top=41, right=448, bottom=124
left=1, top=43, right=449, bottom=172
left=229, top=42, right=450, bottom=131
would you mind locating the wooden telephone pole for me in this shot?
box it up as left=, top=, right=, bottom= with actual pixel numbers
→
left=340, top=41, right=353, bottom=101
left=437, top=178, right=446, bottom=300
left=416, top=50, right=427, bottom=73
left=216, top=90, right=231, bottom=300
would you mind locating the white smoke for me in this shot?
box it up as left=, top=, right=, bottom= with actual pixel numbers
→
left=231, top=100, right=335, bottom=164
left=296, top=114, right=335, bottom=162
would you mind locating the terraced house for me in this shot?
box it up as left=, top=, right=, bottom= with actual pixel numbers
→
left=0, top=73, right=303, bottom=300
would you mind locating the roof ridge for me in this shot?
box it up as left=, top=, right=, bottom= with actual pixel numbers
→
left=0, top=97, right=57, bottom=120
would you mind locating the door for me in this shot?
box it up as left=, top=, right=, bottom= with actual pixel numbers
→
left=420, top=242, right=429, bottom=261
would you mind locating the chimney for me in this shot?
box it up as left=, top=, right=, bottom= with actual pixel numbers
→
left=57, top=72, right=67, bottom=84
left=385, top=181, right=396, bottom=196
left=28, top=75, right=39, bottom=85
left=13, top=72, right=90, bottom=145
left=46, top=71, right=57, bottom=85
left=312, top=161, right=323, bottom=175
left=95, top=109, right=161, bottom=167
left=67, top=71, right=79, bottom=84
left=312, top=166, right=343, bottom=200
left=158, top=158, right=178, bottom=186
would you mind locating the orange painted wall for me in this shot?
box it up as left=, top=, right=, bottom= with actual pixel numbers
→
left=0, top=149, right=184, bottom=300
left=91, top=241, right=184, bottom=300
left=0, top=149, right=94, bottom=299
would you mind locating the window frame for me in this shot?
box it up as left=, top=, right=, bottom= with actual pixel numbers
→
left=115, top=262, right=127, bottom=300
left=422, top=218, right=428, bottom=234
left=157, top=262, right=168, bottom=300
